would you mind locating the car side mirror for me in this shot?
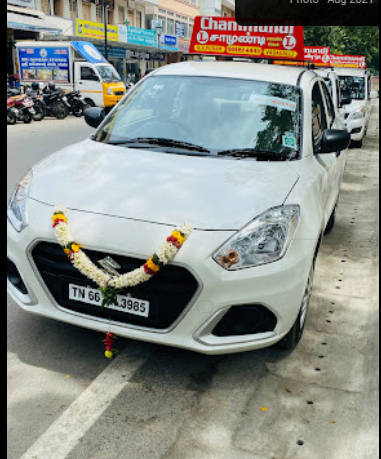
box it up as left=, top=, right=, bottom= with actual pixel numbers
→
left=340, top=95, right=352, bottom=107
left=370, top=90, right=379, bottom=100
left=318, top=129, right=351, bottom=154
left=84, top=107, right=105, bottom=129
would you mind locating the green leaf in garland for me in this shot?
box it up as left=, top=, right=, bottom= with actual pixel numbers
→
left=99, top=286, right=120, bottom=310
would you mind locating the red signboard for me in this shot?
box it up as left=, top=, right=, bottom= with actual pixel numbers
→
left=330, top=54, right=367, bottom=69
left=189, top=17, right=304, bottom=60
left=304, top=46, right=331, bottom=67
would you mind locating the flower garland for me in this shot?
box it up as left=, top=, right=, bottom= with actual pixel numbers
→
left=52, top=206, right=193, bottom=303
left=52, top=207, right=193, bottom=359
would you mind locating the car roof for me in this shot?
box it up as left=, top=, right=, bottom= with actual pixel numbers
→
left=154, top=61, right=313, bottom=87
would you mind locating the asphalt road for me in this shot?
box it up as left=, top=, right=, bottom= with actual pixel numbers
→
left=7, top=106, right=379, bottom=459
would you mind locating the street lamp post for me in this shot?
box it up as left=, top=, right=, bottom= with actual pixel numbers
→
left=155, top=25, right=163, bottom=68
left=103, top=0, right=109, bottom=61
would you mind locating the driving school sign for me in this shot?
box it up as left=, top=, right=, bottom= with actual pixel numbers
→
left=330, top=54, right=366, bottom=69
left=189, top=17, right=304, bottom=60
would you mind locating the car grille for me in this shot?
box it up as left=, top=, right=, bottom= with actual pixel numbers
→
left=32, top=242, right=199, bottom=330
left=114, top=91, right=125, bottom=96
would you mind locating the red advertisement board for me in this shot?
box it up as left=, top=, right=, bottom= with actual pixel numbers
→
left=304, top=46, right=331, bottom=67
left=330, top=54, right=366, bottom=69
left=189, top=17, right=305, bottom=60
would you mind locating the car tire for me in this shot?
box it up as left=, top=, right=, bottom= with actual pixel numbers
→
left=277, top=262, right=315, bottom=351
left=351, top=138, right=363, bottom=148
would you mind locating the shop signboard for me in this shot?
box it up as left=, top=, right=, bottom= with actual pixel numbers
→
left=175, top=22, right=185, bottom=38
left=126, top=27, right=157, bottom=47
left=330, top=54, right=366, bottom=69
left=75, top=19, right=119, bottom=42
left=189, top=17, right=304, bottom=60
left=160, top=34, right=179, bottom=51
left=118, top=25, right=128, bottom=43
left=18, top=45, right=70, bottom=82
left=304, top=46, right=331, bottom=67
left=8, top=0, right=36, bottom=7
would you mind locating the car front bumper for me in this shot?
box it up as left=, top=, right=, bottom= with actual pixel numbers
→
left=345, top=117, right=366, bottom=141
left=7, top=199, right=316, bottom=355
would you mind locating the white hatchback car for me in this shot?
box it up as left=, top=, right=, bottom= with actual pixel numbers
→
left=7, top=62, right=350, bottom=355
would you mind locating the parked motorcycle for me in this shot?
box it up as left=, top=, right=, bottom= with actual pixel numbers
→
left=65, top=90, right=89, bottom=117
left=42, top=89, right=69, bottom=119
left=25, top=83, right=46, bottom=121
left=7, top=94, right=35, bottom=124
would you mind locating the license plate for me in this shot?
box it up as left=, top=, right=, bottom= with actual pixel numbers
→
left=69, top=284, right=149, bottom=318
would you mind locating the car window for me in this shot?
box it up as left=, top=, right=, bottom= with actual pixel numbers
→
left=312, top=82, right=328, bottom=150
left=81, top=66, right=99, bottom=81
left=339, top=76, right=365, bottom=100
left=95, top=75, right=301, bottom=157
left=320, top=82, right=335, bottom=126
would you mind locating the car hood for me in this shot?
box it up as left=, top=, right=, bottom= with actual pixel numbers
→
left=30, top=139, right=300, bottom=231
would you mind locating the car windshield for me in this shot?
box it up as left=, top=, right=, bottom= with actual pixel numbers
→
left=96, top=65, right=122, bottom=83
left=339, top=76, right=366, bottom=100
left=94, top=75, right=301, bottom=158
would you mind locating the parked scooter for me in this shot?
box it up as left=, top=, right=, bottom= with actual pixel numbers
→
left=65, top=90, right=90, bottom=117
left=7, top=93, right=35, bottom=124
left=25, top=83, right=46, bottom=122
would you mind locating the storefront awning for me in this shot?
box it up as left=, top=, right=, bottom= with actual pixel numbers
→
left=7, top=10, right=63, bottom=33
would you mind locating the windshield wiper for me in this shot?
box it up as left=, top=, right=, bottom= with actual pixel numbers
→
left=108, top=137, right=211, bottom=153
left=217, top=148, right=297, bottom=161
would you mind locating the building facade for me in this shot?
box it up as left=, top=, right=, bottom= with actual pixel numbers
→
left=7, top=0, right=234, bottom=80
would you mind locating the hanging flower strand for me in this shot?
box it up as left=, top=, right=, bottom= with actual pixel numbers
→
left=52, top=206, right=193, bottom=293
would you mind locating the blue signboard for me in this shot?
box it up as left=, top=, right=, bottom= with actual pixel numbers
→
left=175, top=22, right=185, bottom=38
left=160, top=35, right=179, bottom=51
left=18, top=45, right=70, bottom=82
left=71, top=41, right=108, bottom=64
left=126, top=27, right=158, bottom=47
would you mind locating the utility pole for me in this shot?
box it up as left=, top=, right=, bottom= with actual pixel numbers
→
left=103, top=0, right=108, bottom=61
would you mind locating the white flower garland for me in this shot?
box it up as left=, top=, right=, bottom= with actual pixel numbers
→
left=52, top=206, right=193, bottom=290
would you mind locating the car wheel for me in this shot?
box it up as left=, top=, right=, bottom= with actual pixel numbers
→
left=277, top=262, right=315, bottom=351
left=351, top=138, right=363, bottom=148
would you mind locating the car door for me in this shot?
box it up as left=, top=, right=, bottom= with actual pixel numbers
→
left=74, top=62, right=103, bottom=107
left=311, top=81, right=340, bottom=225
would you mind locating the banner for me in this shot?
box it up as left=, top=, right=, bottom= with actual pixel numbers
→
left=304, top=46, right=331, bottom=67
left=18, top=46, right=70, bottom=82
left=189, top=17, right=304, bottom=60
left=330, top=54, right=366, bottom=69
left=75, top=19, right=119, bottom=42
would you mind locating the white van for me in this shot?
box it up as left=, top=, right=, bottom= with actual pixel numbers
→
left=334, top=68, right=378, bottom=147
left=16, top=41, right=126, bottom=109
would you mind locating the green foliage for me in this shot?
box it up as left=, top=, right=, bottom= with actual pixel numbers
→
left=304, top=26, right=380, bottom=74
left=99, top=286, right=119, bottom=309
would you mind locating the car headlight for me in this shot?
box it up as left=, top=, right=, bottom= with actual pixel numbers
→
left=348, top=108, right=365, bottom=120
left=213, top=205, right=300, bottom=270
left=107, top=88, right=114, bottom=96
left=7, top=170, right=32, bottom=232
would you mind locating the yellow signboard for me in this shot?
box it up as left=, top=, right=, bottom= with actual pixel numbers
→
left=75, top=19, right=119, bottom=42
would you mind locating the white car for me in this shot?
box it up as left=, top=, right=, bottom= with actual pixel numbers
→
left=335, top=67, right=378, bottom=148
left=7, top=62, right=350, bottom=355
left=314, top=68, right=352, bottom=121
